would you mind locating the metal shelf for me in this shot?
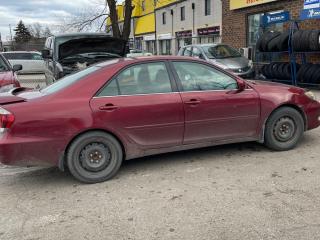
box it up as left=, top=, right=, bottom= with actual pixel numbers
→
left=256, top=20, right=320, bottom=88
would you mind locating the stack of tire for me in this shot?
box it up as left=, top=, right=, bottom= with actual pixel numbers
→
left=297, top=64, right=320, bottom=83
left=257, top=30, right=320, bottom=52
left=292, top=30, right=320, bottom=52
left=257, top=31, right=290, bottom=52
left=261, top=62, right=299, bottom=80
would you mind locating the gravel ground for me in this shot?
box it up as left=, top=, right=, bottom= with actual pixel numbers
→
left=0, top=91, right=319, bottom=240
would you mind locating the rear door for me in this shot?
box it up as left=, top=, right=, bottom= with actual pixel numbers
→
left=90, top=61, right=184, bottom=149
left=170, top=61, right=260, bottom=144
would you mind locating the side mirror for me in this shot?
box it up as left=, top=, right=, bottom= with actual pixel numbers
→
left=41, top=49, right=52, bottom=59
left=237, top=78, right=246, bottom=92
left=12, top=64, right=22, bottom=72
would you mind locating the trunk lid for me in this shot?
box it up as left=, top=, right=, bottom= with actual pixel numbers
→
left=0, top=87, right=44, bottom=105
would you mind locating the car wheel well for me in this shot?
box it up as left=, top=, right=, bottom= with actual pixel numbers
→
left=274, top=104, right=307, bottom=130
left=61, top=129, right=126, bottom=171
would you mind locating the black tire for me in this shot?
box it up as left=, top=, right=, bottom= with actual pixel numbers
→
left=292, top=30, right=304, bottom=52
left=276, top=63, right=286, bottom=80
left=307, top=65, right=320, bottom=83
left=283, top=63, right=292, bottom=80
left=264, top=107, right=304, bottom=151
left=265, top=63, right=274, bottom=79
left=300, top=30, right=312, bottom=51
left=309, top=30, right=320, bottom=51
left=260, top=65, right=267, bottom=77
left=256, top=36, right=264, bottom=52
left=277, top=31, right=290, bottom=51
left=297, top=64, right=313, bottom=82
left=267, top=35, right=281, bottom=52
left=261, top=31, right=281, bottom=52
left=312, top=65, right=320, bottom=83
left=67, top=131, right=123, bottom=183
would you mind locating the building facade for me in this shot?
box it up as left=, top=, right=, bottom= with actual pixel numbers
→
left=106, top=0, right=176, bottom=54
left=155, top=0, right=222, bottom=55
left=222, top=0, right=320, bottom=50
left=107, top=0, right=222, bottom=55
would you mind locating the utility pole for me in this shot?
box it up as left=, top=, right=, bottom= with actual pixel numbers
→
left=9, top=24, right=14, bottom=50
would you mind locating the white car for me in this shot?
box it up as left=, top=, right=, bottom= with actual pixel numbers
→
left=2, top=51, right=46, bottom=74
left=126, top=49, right=152, bottom=58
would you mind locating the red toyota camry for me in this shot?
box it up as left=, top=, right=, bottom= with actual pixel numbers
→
left=0, top=56, right=319, bottom=183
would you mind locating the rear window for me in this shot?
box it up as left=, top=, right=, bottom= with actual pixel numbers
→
left=3, top=52, right=42, bottom=60
left=41, top=66, right=101, bottom=94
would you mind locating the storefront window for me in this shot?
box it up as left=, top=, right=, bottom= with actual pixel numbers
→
left=146, top=41, right=156, bottom=54
left=160, top=40, right=171, bottom=55
left=247, top=10, right=284, bottom=48
left=135, top=37, right=143, bottom=50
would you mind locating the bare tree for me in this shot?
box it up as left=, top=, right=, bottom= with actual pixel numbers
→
left=28, top=23, right=53, bottom=39
left=62, top=0, right=134, bottom=40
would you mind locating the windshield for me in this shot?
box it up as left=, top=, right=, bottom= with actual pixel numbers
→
left=41, top=66, right=101, bottom=94
left=203, top=45, right=241, bottom=59
left=3, top=52, right=42, bottom=60
left=0, top=56, right=9, bottom=72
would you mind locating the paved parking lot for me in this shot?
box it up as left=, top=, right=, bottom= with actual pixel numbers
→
left=0, top=91, right=319, bottom=240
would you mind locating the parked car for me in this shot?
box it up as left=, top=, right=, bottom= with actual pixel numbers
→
left=178, top=44, right=254, bottom=78
left=0, top=53, right=21, bottom=92
left=41, top=33, right=127, bottom=81
left=0, top=56, right=319, bottom=183
left=2, top=51, right=46, bottom=74
left=126, top=49, right=152, bottom=58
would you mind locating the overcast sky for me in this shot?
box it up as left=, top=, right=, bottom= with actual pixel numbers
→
left=0, top=0, right=105, bottom=41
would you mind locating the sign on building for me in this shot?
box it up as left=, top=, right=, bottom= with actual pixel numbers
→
left=304, top=0, right=320, bottom=9
left=230, top=0, right=278, bottom=10
left=300, top=7, right=320, bottom=19
left=262, top=11, right=290, bottom=26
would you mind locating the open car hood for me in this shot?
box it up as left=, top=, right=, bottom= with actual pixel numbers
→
left=58, top=36, right=127, bottom=60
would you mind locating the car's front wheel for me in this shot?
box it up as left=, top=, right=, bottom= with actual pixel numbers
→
left=264, top=107, right=304, bottom=151
left=67, top=131, right=123, bottom=183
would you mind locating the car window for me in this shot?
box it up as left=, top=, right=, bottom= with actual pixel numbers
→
left=182, top=47, right=192, bottom=57
left=192, top=47, right=204, bottom=59
left=0, top=56, right=9, bottom=72
left=31, top=53, right=43, bottom=60
left=3, top=52, right=41, bottom=60
left=172, top=61, right=238, bottom=91
left=202, top=45, right=241, bottom=59
left=98, top=62, right=172, bottom=96
left=41, top=66, right=101, bottom=94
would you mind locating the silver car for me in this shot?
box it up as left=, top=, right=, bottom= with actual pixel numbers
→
left=2, top=51, right=46, bottom=74
left=178, top=44, right=254, bottom=78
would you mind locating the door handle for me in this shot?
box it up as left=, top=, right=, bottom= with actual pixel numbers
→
left=185, top=99, right=201, bottom=105
left=99, top=103, right=118, bottom=111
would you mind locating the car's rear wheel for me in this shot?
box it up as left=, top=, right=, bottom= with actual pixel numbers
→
left=67, top=131, right=123, bottom=183
left=264, top=107, right=304, bottom=151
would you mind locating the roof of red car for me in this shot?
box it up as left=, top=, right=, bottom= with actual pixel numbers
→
left=96, top=56, right=198, bottom=69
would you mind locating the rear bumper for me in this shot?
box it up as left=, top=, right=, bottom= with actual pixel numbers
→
left=305, top=101, right=320, bottom=130
left=0, top=133, right=61, bottom=167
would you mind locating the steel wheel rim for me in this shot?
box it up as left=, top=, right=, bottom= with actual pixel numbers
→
left=79, top=143, right=111, bottom=172
left=273, top=117, right=296, bottom=142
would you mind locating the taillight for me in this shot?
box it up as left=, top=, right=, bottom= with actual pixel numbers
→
left=0, top=107, right=15, bottom=129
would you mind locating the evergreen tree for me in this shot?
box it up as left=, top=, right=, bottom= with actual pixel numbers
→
left=14, top=20, right=32, bottom=43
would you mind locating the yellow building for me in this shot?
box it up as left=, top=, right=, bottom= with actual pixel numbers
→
left=106, top=0, right=178, bottom=54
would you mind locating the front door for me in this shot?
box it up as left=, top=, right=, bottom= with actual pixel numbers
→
left=90, top=61, right=184, bottom=149
left=171, top=61, right=260, bottom=144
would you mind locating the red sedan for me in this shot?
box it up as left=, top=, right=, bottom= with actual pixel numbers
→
left=0, top=54, right=21, bottom=92
left=0, top=56, right=319, bottom=183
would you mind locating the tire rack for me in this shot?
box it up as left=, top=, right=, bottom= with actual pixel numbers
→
left=256, top=20, right=320, bottom=89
